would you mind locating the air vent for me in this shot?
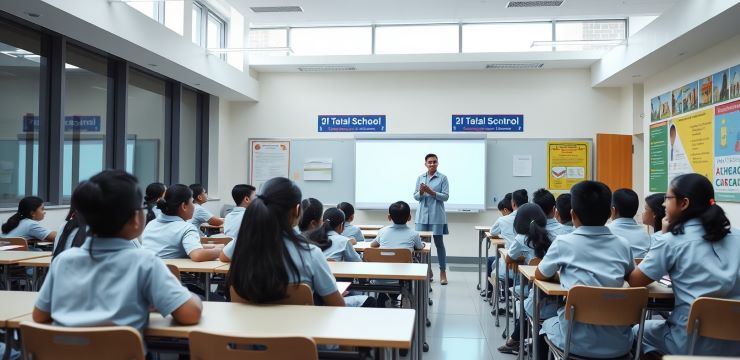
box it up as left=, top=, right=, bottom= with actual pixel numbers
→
left=486, top=63, right=544, bottom=70
left=298, top=66, right=357, bottom=72
left=250, top=6, right=303, bottom=13
left=506, top=1, right=564, bottom=7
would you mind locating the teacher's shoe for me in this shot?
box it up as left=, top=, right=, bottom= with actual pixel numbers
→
left=440, top=271, right=448, bottom=285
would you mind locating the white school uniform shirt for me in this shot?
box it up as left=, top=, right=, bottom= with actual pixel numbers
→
left=638, top=219, right=740, bottom=356
left=35, top=237, right=192, bottom=334
left=545, top=218, right=571, bottom=238
left=2, top=218, right=51, bottom=240
left=607, top=217, right=652, bottom=258
left=376, top=224, right=424, bottom=251
left=538, top=226, right=634, bottom=358
left=341, top=222, right=365, bottom=242
left=189, top=203, right=214, bottom=227
left=142, top=214, right=203, bottom=258
left=223, top=206, right=245, bottom=240
left=322, top=231, right=361, bottom=262
left=490, top=210, right=517, bottom=248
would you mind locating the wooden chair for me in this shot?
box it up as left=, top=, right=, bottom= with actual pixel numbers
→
left=544, top=286, right=648, bottom=360
left=201, top=236, right=232, bottom=246
left=230, top=283, right=314, bottom=305
left=0, top=237, right=28, bottom=251
left=189, top=331, right=317, bottom=360
left=20, top=322, right=145, bottom=360
left=363, top=248, right=412, bottom=263
left=687, top=297, right=740, bottom=355
left=166, top=264, right=181, bottom=281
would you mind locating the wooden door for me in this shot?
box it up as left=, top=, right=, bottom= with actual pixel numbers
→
left=596, top=134, right=632, bottom=191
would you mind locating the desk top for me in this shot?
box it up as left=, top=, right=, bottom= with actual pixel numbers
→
left=0, top=291, right=39, bottom=327
left=475, top=226, right=490, bottom=231
left=0, top=251, right=52, bottom=265
left=353, top=242, right=431, bottom=253
left=328, top=262, right=427, bottom=280
left=518, top=265, right=537, bottom=281
left=336, top=281, right=351, bottom=294
left=18, top=256, right=52, bottom=267
left=357, top=224, right=384, bottom=230
left=145, top=301, right=415, bottom=348
left=361, top=230, right=433, bottom=239
left=161, top=259, right=230, bottom=272
left=533, top=279, right=674, bottom=299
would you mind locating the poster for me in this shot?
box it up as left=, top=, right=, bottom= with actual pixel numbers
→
left=731, top=64, right=740, bottom=100
left=303, top=158, right=333, bottom=181
left=547, top=141, right=590, bottom=191
left=672, top=81, right=698, bottom=116
left=249, top=140, right=290, bottom=191
left=668, top=109, right=714, bottom=181
left=650, top=92, right=672, bottom=122
left=713, top=69, right=730, bottom=104
left=713, top=99, right=740, bottom=201
left=699, top=75, right=712, bottom=108
left=512, top=155, right=532, bottom=177
left=649, top=122, right=668, bottom=192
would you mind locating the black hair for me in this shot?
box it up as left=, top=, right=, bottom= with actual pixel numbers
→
left=157, top=184, right=192, bottom=216
left=337, top=202, right=355, bottom=221
left=425, top=153, right=438, bottom=161
left=571, top=181, right=612, bottom=226
left=667, top=174, right=730, bottom=242
left=227, top=177, right=308, bottom=303
left=555, top=193, right=572, bottom=223
left=298, top=198, right=323, bottom=232
left=612, top=188, right=640, bottom=218
left=533, top=188, right=556, bottom=215
left=232, top=184, right=256, bottom=206
left=189, top=184, right=205, bottom=200
left=144, top=182, right=166, bottom=224
left=52, top=194, right=88, bottom=259
left=73, top=170, right=141, bottom=238
left=306, top=208, right=345, bottom=251
left=2, top=196, right=44, bottom=234
left=497, top=193, right=513, bottom=212
left=644, top=193, right=666, bottom=233
left=512, top=189, right=528, bottom=207
left=389, top=201, right=411, bottom=224
left=513, top=203, right=551, bottom=259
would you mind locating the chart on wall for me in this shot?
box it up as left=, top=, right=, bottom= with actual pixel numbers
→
left=648, top=60, right=740, bottom=201
left=249, top=140, right=290, bottom=192
left=547, top=141, right=591, bottom=191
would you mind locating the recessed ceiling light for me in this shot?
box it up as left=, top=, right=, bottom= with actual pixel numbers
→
left=250, top=6, right=303, bottom=13
left=486, top=63, right=544, bottom=70
left=24, top=12, right=41, bottom=18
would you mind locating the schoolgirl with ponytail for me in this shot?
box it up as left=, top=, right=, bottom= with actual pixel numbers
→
left=298, top=197, right=323, bottom=233
left=642, top=193, right=666, bottom=237
left=52, top=196, right=88, bottom=258
left=2, top=196, right=56, bottom=242
left=144, top=182, right=166, bottom=224
left=629, top=173, right=740, bottom=356
left=306, top=208, right=361, bottom=262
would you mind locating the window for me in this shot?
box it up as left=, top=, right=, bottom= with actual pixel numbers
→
left=192, top=1, right=226, bottom=52
left=375, top=25, right=459, bottom=54
left=126, top=1, right=164, bottom=23
left=206, top=13, right=225, bottom=50
left=463, top=23, right=552, bottom=52
left=127, top=69, right=166, bottom=186
left=290, top=27, right=371, bottom=55
left=554, top=20, right=626, bottom=51
left=179, top=88, right=198, bottom=184
left=164, top=0, right=184, bottom=35
left=192, top=3, right=203, bottom=46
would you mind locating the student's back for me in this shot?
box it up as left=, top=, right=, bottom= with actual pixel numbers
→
left=607, top=188, right=651, bottom=258
left=223, top=184, right=256, bottom=240
left=323, top=231, right=360, bottom=262
left=373, top=201, right=423, bottom=251
left=308, top=208, right=361, bottom=262
left=337, top=202, right=365, bottom=242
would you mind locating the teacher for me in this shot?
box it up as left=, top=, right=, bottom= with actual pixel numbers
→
left=414, top=153, right=450, bottom=285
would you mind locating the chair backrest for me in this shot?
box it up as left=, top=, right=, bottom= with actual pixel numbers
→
left=0, top=237, right=28, bottom=251
left=20, top=322, right=145, bottom=360
left=564, top=285, right=648, bottom=326
left=201, top=236, right=232, bottom=245
left=363, top=248, right=412, bottom=263
left=687, top=297, right=740, bottom=342
left=230, top=283, right=314, bottom=305
left=528, top=258, right=541, bottom=266
left=189, top=331, right=317, bottom=360
left=166, top=264, right=181, bottom=281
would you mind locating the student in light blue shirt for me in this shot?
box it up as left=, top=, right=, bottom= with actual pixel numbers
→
left=492, top=189, right=528, bottom=282
left=142, top=184, right=222, bottom=262
left=642, top=193, right=666, bottom=243
left=298, top=198, right=323, bottom=234
left=484, top=194, right=513, bottom=297
left=227, top=177, right=345, bottom=307
left=144, top=182, right=166, bottom=224
left=555, top=193, right=575, bottom=233
left=533, top=188, right=571, bottom=239
left=414, top=153, right=450, bottom=284
left=337, top=202, right=364, bottom=243
left=32, top=170, right=201, bottom=334
left=371, top=201, right=424, bottom=251
left=536, top=181, right=635, bottom=359
left=188, top=184, right=224, bottom=231
left=52, top=205, right=87, bottom=257
left=218, top=184, right=256, bottom=261
left=307, top=208, right=361, bottom=262
left=1, top=196, right=56, bottom=243
left=607, top=188, right=652, bottom=258
left=629, top=174, right=740, bottom=356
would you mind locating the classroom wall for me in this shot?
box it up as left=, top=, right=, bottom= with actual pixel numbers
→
left=642, top=33, right=740, bottom=225
left=220, top=68, right=636, bottom=258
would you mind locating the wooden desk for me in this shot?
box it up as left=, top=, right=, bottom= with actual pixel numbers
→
left=361, top=229, right=433, bottom=241
left=357, top=224, right=384, bottom=230
left=17, top=256, right=51, bottom=268
left=0, top=291, right=38, bottom=327
left=161, top=259, right=230, bottom=301
left=353, top=242, right=431, bottom=253
left=328, top=262, right=426, bottom=280
left=0, top=251, right=52, bottom=290
left=199, top=223, right=224, bottom=234
left=518, top=265, right=537, bottom=281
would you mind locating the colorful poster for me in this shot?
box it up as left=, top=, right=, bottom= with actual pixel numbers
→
left=672, top=81, right=698, bottom=116
left=699, top=76, right=712, bottom=108
left=650, top=92, right=671, bottom=122
left=547, top=141, right=590, bottom=191
left=249, top=140, right=290, bottom=192
left=713, top=99, right=740, bottom=201
left=649, top=122, right=668, bottom=192
left=713, top=69, right=730, bottom=104
left=731, top=65, right=740, bottom=99
left=669, top=109, right=714, bottom=182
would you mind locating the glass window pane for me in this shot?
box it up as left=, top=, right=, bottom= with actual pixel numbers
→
left=248, top=28, right=287, bottom=48
left=375, top=25, right=459, bottom=54
left=555, top=20, right=626, bottom=50
left=463, top=23, right=552, bottom=53
left=164, top=1, right=184, bottom=35
left=127, top=2, right=158, bottom=21
left=0, top=20, right=43, bottom=202
left=63, top=45, right=109, bottom=199
left=179, top=88, right=198, bottom=185
left=290, top=27, right=371, bottom=55
left=127, top=69, right=165, bottom=187
left=206, top=13, right=224, bottom=49
left=192, top=4, right=202, bottom=45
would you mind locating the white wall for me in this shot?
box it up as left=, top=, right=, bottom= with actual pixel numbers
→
left=643, top=33, right=740, bottom=225
left=220, top=69, right=634, bottom=258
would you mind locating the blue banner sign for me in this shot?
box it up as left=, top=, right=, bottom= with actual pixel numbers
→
left=23, top=114, right=102, bottom=132
left=451, top=114, right=524, bottom=132
left=318, top=115, right=386, bottom=132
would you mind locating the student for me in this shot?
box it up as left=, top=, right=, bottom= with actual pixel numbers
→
left=493, top=189, right=528, bottom=281
left=227, top=177, right=344, bottom=306
left=32, top=170, right=201, bottom=334
left=307, top=208, right=361, bottom=262
left=607, top=188, right=652, bottom=258
left=532, top=188, right=570, bottom=239
left=337, top=202, right=364, bottom=243
left=555, top=193, right=574, bottom=233
left=628, top=174, right=740, bottom=356
left=52, top=202, right=87, bottom=257
left=298, top=198, right=323, bottom=233
left=642, top=193, right=666, bottom=238
left=536, top=180, right=634, bottom=359
left=144, top=182, right=166, bottom=224
left=2, top=196, right=56, bottom=243
left=484, top=194, right=513, bottom=298
left=188, top=184, right=224, bottom=229
left=223, top=184, right=256, bottom=240
left=371, top=201, right=424, bottom=251
left=142, top=184, right=222, bottom=261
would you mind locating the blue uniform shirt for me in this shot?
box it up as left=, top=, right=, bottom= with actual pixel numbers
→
left=375, top=224, right=424, bottom=250
left=538, top=226, right=634, bottom=358
left=35, top=237, right=192, bottom=334
left=341, top=222, right=365, bottom=242
left=607, top=217, right=651, bottom=258
left=189, top=203, right=214, bottom=227
left=546, top=218, right=571, bottom=238
left=2, top=218, right=51, bottom=240
left=142, top=215, right=202, bottom=258
left=223, top=207, right=245, bottom=240
left=491, top=210, right=517, bottom=248
left=283, top=236, right=338, bottom=297
left=414, top=171, right=449, bottom=225
left=323, top=231, right=361, bottom=262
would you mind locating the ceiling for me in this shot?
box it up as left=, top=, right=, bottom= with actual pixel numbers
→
left=232, top=0, right=680, bottom=27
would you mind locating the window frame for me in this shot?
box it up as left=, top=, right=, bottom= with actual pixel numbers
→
left=193, top=0, right=228, bottom=60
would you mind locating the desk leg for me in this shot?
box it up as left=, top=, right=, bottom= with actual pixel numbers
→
left=413, top=279, right=423, bottom=360
left=504, top=266, right=510, bottom=338
left=477, top=230, right=484, bottom=291
left=533, top=285, right=540, bottom=360
left=519, top=272, right=526, bottom=360
left=494, top=250, right=500, bottom=326
left=32, top=266, right=38, bottom=292
left=204, top=274, right=211, bottom=301
left=3, top=328, right=13, bottom=360
left=3, top=265, right=9, bottom=291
